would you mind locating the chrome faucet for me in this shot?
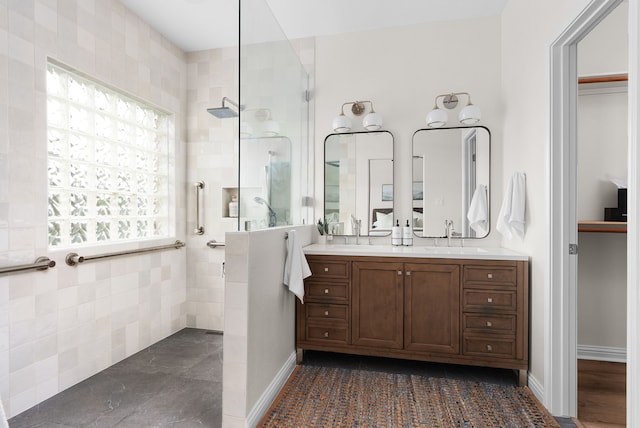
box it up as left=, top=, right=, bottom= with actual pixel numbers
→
left=352, top=218, right=361, bottom=244
left=445, top=220, right=454, bottom=246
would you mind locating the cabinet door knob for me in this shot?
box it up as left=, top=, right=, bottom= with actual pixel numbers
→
left=486, top=321, right=493, bottom=327
left=324, top=331, right=329, bottom=337
left=487, top=273, right=493, bottom=279
left=397, top=271, right=403, bottom=276
left=487, top=344, right=493, bottom=351
left=406, top=271, right=411, bottom=276
left=324, top=310, right=329, bottom=316
left=487, top=297, right=493, bottom=303
left=324, top=288, right=329, bottom=294
left=324, top=267, right=329, bottom=272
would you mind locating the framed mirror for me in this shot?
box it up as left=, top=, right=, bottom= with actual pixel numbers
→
left=324, top=131, right=394, bottom=236
left=412, top=126, right=490, bottom=238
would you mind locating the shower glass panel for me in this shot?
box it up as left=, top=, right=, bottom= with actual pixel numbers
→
left=239, top=0, right=310, bottom=230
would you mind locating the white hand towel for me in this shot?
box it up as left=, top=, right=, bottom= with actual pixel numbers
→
left=467, top=184, right=488, bottom=234
left=497, top=172, right=526, bottom=239
left=283, top=230, right=311, bottom=303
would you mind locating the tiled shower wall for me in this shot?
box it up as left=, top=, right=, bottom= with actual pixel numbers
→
left=184, top=38, right=315, bottom=332
left=184, top=47, right=239, bottom=331
left=0, top=1, right=188, bottom=418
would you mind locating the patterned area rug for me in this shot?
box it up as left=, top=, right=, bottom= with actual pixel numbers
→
left=259, top=366, right=560, bottom=427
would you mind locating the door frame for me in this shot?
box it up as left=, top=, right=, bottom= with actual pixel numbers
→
left=548, top=0, right=638, bottom=421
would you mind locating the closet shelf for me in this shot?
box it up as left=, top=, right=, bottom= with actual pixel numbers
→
left=578, top=221, right=627, bottom=234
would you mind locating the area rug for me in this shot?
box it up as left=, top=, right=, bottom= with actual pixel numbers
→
left=259, top=366, right=560, bottom=427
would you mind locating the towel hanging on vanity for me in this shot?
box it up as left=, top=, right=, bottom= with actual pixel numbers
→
left=283, top=229, right=311, bottom=303
left=467, top=184, right=488, bottom=234
left=497, top=172, right=526, bottom=239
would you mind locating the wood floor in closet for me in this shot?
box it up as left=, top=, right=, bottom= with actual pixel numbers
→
left=575, top=359, right=626, bottom=428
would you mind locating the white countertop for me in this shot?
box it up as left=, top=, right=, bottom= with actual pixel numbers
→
left=303, top=244, right=528, bottom=261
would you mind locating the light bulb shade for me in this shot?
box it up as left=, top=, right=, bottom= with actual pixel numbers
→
left=362, top=112, right=383, bottom=131
left=262, top=119, right=280, bottom=137
left=426, top=108, right=448, bottom=128
left=332, top=114, right=352, bottom=132
left=459, top=104, right=481, bottom=125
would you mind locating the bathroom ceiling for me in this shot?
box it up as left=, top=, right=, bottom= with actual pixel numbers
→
left=119, top=0, right=508, bottom=52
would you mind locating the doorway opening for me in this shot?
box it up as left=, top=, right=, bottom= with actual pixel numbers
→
left=548, top=0, right=625, bottom=420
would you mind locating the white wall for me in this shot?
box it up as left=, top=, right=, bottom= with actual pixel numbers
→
left=0, top=0, right=188, bottom=417
left=314, top=17, right=503, bottom=247
left=500, top=0, right=592, bottom=402
left=223, top=225, right=313, bottom=427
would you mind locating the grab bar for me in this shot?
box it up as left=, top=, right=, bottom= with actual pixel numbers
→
left=0, top=257, right=56, bottom=275
left=206, top=240, right=225, bottom=248
left=65, top=240, right=185, bottom=266
left=194, top=181, right=205, bottom=235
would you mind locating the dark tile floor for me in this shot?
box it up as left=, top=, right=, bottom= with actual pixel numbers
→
left=9, top=328, right=223, bottom=428
left=9, top=328, right=575, bottom=427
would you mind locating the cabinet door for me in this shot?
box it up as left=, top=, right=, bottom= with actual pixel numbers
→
left=352, top=261, right=404, bottom=349
left=404, top=263, right=460, bottom=354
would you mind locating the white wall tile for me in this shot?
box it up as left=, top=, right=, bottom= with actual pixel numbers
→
left=0, top=0, right=189, bottom=416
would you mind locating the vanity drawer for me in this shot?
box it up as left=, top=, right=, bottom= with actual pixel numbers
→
left=306, top=303, right=348, bottom=323
left=463, top=335, right=516, bottom=359
left=307, top=259, right=350, bottom=279
left=306, top=325, right=349, bottom=344
left=463, top=314, right=516, bottom=334
left=463, top=289, right=517, bottom=312
left=305, top=281, right=349, bottom=303
left=464, top=265, right=517, bottom=286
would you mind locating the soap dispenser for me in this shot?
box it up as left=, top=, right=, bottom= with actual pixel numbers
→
left=402, top=219, right=413, bottom=246
left=392, top=220, right=402, bottom=246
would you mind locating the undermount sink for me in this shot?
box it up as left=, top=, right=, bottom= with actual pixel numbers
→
left=420, top=246, right=489, bottom=254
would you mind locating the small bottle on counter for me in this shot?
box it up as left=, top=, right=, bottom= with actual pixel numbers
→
left=402, top=219, right=413, bottom=246
left=229, top=194, right=238, bottom=218
left=392, top=220, right=402, bottom=246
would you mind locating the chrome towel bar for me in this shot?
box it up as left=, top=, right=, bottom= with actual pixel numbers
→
left=206, top=240, right=225, bottom=248
left=0, top=257, right=56, bottom=275
left=65, top=240, right=185, bottom=266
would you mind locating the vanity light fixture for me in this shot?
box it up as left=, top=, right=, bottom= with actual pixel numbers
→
left=332, top=100, right=383, bottom=132
left=240, top=108, right=280, bottom=138
left=425, top=92, right=481, bottom=128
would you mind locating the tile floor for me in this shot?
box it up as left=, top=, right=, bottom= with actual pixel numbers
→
left=9, top=328, right=223, bottom=428
left=9, top=328, right=574, bottom=427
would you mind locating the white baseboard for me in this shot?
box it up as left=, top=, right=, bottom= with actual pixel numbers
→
left=245, top=351, right=297, bottom=428
left=527, top=372, right=545, bottom=404
left=577, top=344, right=626, bottom=362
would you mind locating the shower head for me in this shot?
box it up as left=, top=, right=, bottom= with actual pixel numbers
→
left=207, top=97, right=240, bottom=119
left=254, top=196, right=277, bottom=227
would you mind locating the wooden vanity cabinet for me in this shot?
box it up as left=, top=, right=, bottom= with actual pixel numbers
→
left=296, top=255, right=529, bottom=385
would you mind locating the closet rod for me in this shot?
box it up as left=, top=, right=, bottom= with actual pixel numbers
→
left=65, top=240, right=185, bottom=266
left=0, top=257, right=56, bottom=275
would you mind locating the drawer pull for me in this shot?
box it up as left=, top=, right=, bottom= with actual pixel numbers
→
left=487, top=297, right=493, bottom=303
left=487, top=273, right=493, bottom=279
left=486, top=321, right=493, bottom=327
left=324, top=331, right=329, bottom=338
left=324, top=310, right=329, bottom=316
left=324, top=267, right=329, bottom=272
left=324, top=288, right=329, bottom=294
left=487, top=344, right=493, bottom=351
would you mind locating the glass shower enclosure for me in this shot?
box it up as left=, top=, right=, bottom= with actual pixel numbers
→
left=238, top=0, right=310, bottom=231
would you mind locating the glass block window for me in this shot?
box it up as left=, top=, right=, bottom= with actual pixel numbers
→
left=46, top=61, right=171, bottom=248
